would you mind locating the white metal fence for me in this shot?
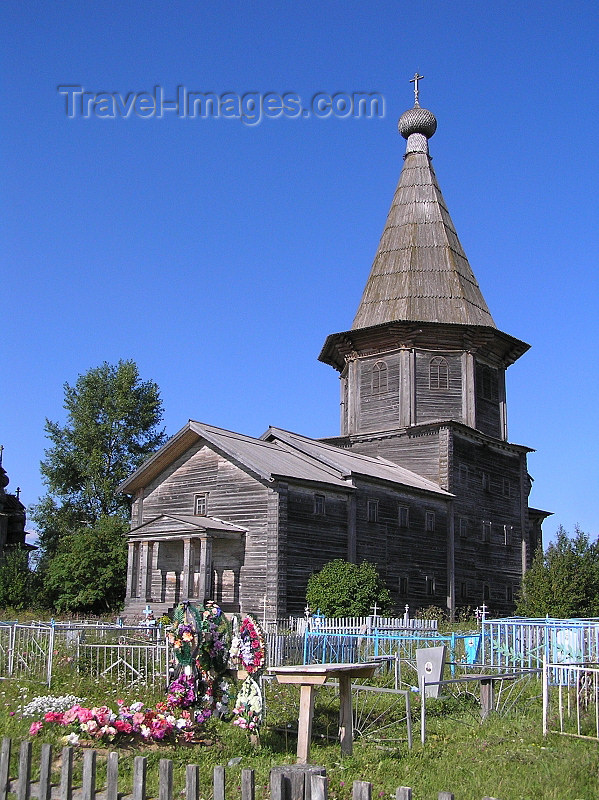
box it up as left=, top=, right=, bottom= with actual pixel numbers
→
left=76, top=640, right=169, bottom=688
left=543, top=658, right=599, bottom=741
left=0, top=623, right=168, bottom=687
left=307, top=614, right=438, bottom=633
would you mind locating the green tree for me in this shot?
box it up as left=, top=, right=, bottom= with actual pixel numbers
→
left=43, top=516, right=129, bottom=613
left=30, top=360, right=166, bottom=610
left=31, top=359, right=166, bottom=562
left=306, top=559, right=392, bottom=617
left=517, top=526, right=599, bottom=618
left=0, top=546, right=38, bottom=610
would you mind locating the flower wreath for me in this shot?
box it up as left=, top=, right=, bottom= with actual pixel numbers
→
left=232, top=676, right=263, bottom=732
left=230, top=615, right=267, bottom=675
left=166, top=602, right=233, bottom=721
left=167, top=603, right=204, bottom=667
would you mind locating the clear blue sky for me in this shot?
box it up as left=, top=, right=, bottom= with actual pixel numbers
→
left=2, top=0, right=598, bottom=547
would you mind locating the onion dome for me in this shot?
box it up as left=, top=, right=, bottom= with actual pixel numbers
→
left=398, top=105, right=437, bottom=139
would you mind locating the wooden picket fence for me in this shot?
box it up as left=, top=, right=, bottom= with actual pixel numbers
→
left=0, top=738, right=503, bottom=800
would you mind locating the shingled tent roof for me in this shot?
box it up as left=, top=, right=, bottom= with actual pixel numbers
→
left=351, top=102, right=496, bottom=330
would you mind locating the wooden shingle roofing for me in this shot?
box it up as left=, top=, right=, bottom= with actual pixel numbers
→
left=351, top=139, right=496, bottom=330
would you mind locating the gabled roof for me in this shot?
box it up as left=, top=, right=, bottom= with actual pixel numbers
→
left=262, top=426, right=450, bottom=495
left=128, top=513, right=246, bottom=536
left=119, top=420, right=452, bottom=498
left=351, top=104, right=496, bottom=330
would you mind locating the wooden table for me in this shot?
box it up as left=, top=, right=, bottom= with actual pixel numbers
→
left=270, top=662, right=378, bottom=763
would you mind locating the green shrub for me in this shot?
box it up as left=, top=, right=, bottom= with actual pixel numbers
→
left=306, top=559, right=392, bottom=617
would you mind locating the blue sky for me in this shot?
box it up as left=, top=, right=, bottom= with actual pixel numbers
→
left=2, top=0, right=598, bottom=546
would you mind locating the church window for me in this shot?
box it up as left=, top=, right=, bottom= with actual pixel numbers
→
left=314, top=494, right=326, bottom=515
left=425, top=575, right=436, bottom=596
left=372, top=360, right=388, bottom=394
left=482, top=471, right=491, bottom=491
left=399, top=575, right=409, bottom=595
left=194, top=493, right=208, bottom=516
left=460, top=581, right=468, bottom=599
left=481, top=520, right=491, bottom=543
left=503, top=524, right=513, bottom=546
left=506, top=584, right=513, bottom=602
left=399, top=506, right=409, bottom=528
left=425, top=510, right=436, bottom=532
left=459, top=464, right=469, bottom=484
left=367, top=499, right=379, bottom=522
left=483, top=583, right=491, bottom=602
left=459, top=518, right=468, bottom=538
left=429, top=356, right=449, bottom=390
left=502, top=478, right=511, bottom=497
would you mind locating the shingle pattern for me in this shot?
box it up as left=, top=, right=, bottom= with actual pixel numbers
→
left=352, top=150, right=496, bottom=330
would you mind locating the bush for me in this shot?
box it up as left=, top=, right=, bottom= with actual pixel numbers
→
left=306, top=560, right=392, bottom=617
left=0, top=546, right=39, bottom=609
left=43, top=516, right=128, bottom=613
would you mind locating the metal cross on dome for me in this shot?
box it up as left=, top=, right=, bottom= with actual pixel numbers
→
left=410, top=72, right=424, bottom=106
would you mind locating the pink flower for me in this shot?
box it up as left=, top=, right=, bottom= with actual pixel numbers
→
left=114, top=720, right=133, bottom=733
left=29, top=721, right=43, bottom=736
left=93, top=706, right=113, bottom=726
left=62, top=705, right=82, bottom=724
left=150, top=719, right=171, bottom=740
left=77, top=707, right=94, bottom=724
left=132, top=712, right=145, bottom=726
left=44, top=712, right=64, bottom=724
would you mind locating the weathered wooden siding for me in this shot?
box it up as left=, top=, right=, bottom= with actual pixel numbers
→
left=284, top=485, right=349, bottom=615
left=349, top=427, right=442, bottom=484
left=283, top=478, right=451, bottom=615
left=450, top=431, right=526, bottom=615
left=474, top=362, right=502, bottom=438
left=140, top=443, right=271, bottom=616
left=357, top=354, right=401, bottom=432
left=415, top=351, right=462, bottom=424
left=353, top=480, right=449, bottom=610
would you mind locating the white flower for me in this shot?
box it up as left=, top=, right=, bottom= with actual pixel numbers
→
left=22, top=694, right=83, bottom=717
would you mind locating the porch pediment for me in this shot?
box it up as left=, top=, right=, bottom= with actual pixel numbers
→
left=128, top=513, right=246, bottom=539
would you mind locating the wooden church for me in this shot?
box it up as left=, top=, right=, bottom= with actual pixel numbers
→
left=120, top=85, right=549, bottom=622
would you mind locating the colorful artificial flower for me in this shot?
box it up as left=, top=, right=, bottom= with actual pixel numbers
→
left=231, top=615, right=267, bottom=675
left=232, top=676, right=264, bottom=733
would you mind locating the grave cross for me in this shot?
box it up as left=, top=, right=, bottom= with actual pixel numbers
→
left=410, top=72, right=424, bottom=106
left=370, top=602, right=379, bottom=617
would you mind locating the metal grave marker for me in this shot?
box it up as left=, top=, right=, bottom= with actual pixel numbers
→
left=416, top=645, right=446, bottom=698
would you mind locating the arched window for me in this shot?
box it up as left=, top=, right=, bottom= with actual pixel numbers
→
left=372, top=360, right=388, bottom=394
left=429, top=356, right=449, bottom=389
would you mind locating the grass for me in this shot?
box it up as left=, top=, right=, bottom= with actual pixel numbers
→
left=0, top=664, right=597, bottom=800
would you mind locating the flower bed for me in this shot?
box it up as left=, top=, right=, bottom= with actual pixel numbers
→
left=29, top=699, right=198, bottom=744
